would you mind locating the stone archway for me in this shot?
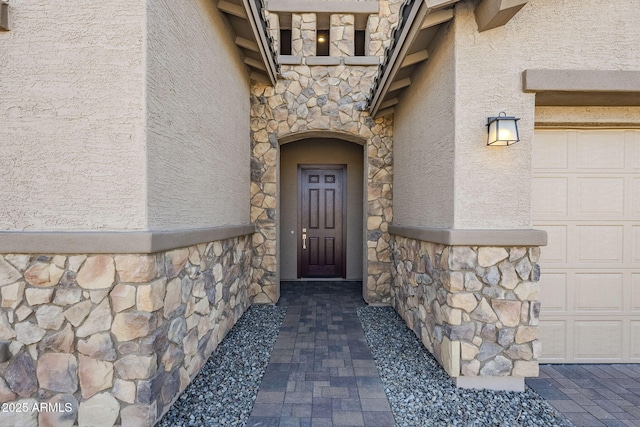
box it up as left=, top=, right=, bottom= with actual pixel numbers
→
left=249, top=75, right=393, bottom=305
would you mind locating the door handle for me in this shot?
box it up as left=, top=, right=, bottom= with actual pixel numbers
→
left=302, top=233, right=307, bottom=250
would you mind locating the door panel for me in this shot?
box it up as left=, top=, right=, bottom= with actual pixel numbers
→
left=299, top=165, right=345, bottom=278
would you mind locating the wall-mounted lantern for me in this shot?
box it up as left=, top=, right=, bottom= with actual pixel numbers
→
left=0, top=1, right=10, bottom=31
left=487, top=112, right=520, bottom=146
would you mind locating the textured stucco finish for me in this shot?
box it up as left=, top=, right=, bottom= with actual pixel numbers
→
left=394, top=0, right=640, bottom=230
left=146, top=0, right=251, bottom=229
left=280, top=139, right=364, bottom=280
left=393, top=20, right=455, bottom=229
left=0, top=0, right=146, bottom=231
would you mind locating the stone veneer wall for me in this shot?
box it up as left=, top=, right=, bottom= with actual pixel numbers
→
left=250, top=74, right=394, bottom=304
left=391, top=236, right=541, bottom=381
left=0, top=235, right=252, bottom=427
left=251, top=0, right=407, bottom=304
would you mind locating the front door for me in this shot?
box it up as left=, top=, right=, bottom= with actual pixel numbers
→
left=298, top=165, right=346, bottom=278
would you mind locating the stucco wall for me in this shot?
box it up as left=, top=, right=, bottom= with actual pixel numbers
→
left=392, top=20, right=456, bottom=229
left=146, top=0, right=251, bottom=230
left=0, top=1, right=147, bottom=231
left=454, top=0, right=640, bottom=228
left=280, top=139, right=364, bottom=280
left=394, top=0, right=640, bottom=230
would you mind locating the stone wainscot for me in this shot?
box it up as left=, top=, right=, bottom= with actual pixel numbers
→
left=0, top=235, right=252, bottom=426
left=391, top=235, right=542, bottom=390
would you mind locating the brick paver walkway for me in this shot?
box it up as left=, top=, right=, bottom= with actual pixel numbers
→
left=246, top=281, right=640, bottom=427
left=526, top=364, right=640, bottom=427
left=246, top=281, right=394, bottom=427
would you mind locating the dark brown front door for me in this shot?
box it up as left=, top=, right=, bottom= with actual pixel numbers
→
left=298, top=165, right=346, bottom=278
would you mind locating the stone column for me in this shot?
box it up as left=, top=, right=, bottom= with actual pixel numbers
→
left=291, top=13, right=316, bottom=57
left=330, top=14, right=355, bottom=56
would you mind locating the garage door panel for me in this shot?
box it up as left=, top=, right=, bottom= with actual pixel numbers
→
left=633, top=132, right=640, bottom=169
left=539, top=320, right=568, bottom=360
left=532, top=177, right=568, bottom=217
left=534, top=129, right=640, bottom=363
left=577, top=177, right=625, bottom=217
left=633, top=178, right=640, bottom=216
left=576, top=225, right=623, bottom=263
left=539, top=225, right=568, bottom=263
left=533, top=131, right=569, bottom=169
left=632, top=322, right=640, bottom=359
left=576, top=131, right=625, bottom=170
left=575, top=273, right=624, bottom=312
left=634, top=227, right=640, bottom=263
left=633, top=274, right=640, bottom=312
left=539, top=273, right=567, bottom=312
left=574, top=321, right=623, bottom=360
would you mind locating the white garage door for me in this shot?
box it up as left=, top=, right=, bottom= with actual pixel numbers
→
left=533, top=129, right=640, bottom=363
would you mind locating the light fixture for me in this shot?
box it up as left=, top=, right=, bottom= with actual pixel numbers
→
left=317, top=35, right=326, bottom=43
left=487, top=112, right=520, bottom=146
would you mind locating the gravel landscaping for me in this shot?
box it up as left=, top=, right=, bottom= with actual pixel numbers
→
left=157, top=302, right=573, bottom=427
left=358, top=306, right=573, bottom=427
left=158, top=305, right=286, bottom=427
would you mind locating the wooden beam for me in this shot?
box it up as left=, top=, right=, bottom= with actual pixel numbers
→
left=389, top=77, right=412, bottom=92
left=425, top=0, right=460, bottom=10
left=376, top=107, right=395, bottom=118
left=244, top=57, right=267, bottom=71
left=250, top=72, right=272, bottom=85
left=475, top=0, right=527, bottom=32
left=218, top=0, right=247, bottom=19
left=380, top=98, right=399, bottom=110
left=421, top=8, right=454, bottom=30
left=401, top=50, right=429, bottom=68
left=235, top=36, right=259, bottom=52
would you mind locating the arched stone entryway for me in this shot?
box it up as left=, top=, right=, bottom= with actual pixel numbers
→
left=249, top=75, right=393, bottom=305
left=279, top=137, right=365, bottom=287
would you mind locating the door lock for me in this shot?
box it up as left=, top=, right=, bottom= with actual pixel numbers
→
left=302, top=228, right=307, bottom=250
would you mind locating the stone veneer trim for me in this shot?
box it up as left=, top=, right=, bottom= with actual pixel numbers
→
left=0, top=224, right=256, bottom=254
left=266, top=0, right=379, bottom=14
left=388, top=225, right=548, bottom=247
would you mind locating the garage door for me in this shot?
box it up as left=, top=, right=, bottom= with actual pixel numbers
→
left=533, top=129, right=640, bottom=363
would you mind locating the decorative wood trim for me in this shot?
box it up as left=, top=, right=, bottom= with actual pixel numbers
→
left=475, top=0, right=527, bottom=32
left=235, top=36, right=259, bottom=52
left=389, top=224, right=547, bottom=247
left=218, top=1, right=248, bottom=19
left=420, top=8, right=454, bottom=30
left=0, top=224, right=257, bottom=254
left=401, top=50, right=429, bottom=68
left=379, top=98, right=399, bottom=110
left=244, top=56, right=267, bottom=71
left=389, top=77, right=412, bottom=92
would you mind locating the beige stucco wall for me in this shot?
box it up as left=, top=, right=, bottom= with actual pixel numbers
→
left=146, top=0, right=251, bottom=229
left=394, top=0, right=640, bottom=230
left=0, top=1, right=147, bottom=231
left=280, top=139, right=364, bottom=280
left=393, top=19, right=456, bottom=229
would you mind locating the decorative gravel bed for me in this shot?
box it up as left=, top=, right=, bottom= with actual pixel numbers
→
left=158, top=305, right=286, bottom=427
left=358, top=306, right=573, bottom=427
